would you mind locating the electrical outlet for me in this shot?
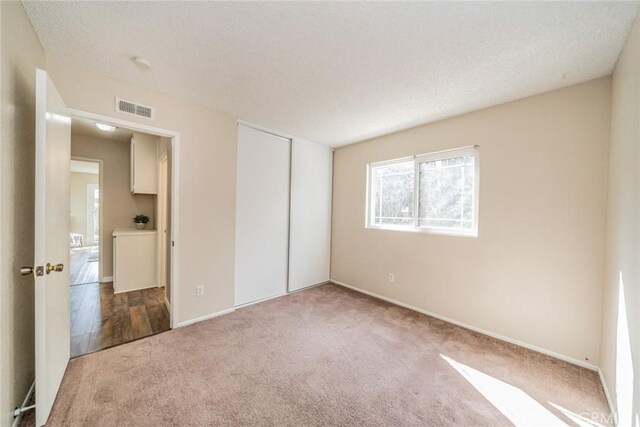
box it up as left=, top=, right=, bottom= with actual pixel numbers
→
left=388, top=273, right=395, bottom=283
left=196, top=285, right=204, bottom=296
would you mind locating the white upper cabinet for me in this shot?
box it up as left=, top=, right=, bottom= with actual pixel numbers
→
left=130, top=132, right=158, bottom=194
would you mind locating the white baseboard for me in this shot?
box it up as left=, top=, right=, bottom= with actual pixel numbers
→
left=175, top=307, right=235, bottom=328
left=597, top=367, right=618, bottom=426
left=101, top=276, right=113, bottom=283
left=168, top=281, right=330, bottom=328
left=331, top=280, right=598, bottom=371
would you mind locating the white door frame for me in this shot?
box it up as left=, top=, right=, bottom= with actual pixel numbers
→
left=157, top=152, right=168, bottom=290
left=69, top=108, right=180, bottom=328
left=86, top=183, right=99, bottom=246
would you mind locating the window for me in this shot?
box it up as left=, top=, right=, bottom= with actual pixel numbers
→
left=369, top=159, right=414, bottom=227
left=367, top=146, right=479, bottom=236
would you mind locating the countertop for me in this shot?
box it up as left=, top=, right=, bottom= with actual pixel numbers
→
left=112, top=228, right=157, bottom=236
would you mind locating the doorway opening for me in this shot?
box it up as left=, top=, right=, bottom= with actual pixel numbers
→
left=69, top=116, right=174, bottom=357
left=69, top=159, right=100, bottom=287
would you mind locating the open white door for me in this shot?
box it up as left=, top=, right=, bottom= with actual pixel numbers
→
left=34, top=68, right=71, bottom=426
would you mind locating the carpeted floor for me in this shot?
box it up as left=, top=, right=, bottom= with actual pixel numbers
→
left=47, top=283, right=611, bottom=426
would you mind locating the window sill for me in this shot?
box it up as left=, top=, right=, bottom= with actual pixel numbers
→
left=365, top=224, right=478, bottom=238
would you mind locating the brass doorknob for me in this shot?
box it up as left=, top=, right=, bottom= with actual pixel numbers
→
left=46, top=263, right=64, bottom=274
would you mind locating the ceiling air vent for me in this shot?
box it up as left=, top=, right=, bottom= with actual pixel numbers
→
left=115, top=97, right=155, bottom=119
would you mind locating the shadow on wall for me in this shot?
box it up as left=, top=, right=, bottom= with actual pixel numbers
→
left=614, top=271, right=639, bottom=427
left=9, top=66, right=37, bottom=413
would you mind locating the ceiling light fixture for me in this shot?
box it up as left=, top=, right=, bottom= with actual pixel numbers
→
left=95, top=122, right=116, bottom=132
left=133, top=57, right=151, bottom=70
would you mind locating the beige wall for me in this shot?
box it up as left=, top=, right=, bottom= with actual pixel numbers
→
left=48, top=57, right=238, bottom=325
left=331, top=78, right=611, bottom=365
left=69, top=171, right=99, bottom=242
left=71, top=134, right=156, bottom=278
left=0, top=1, right=45, bottom=425
left=599, top=11, right=640, bottom=425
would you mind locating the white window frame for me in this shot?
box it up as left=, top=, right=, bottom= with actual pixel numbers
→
left=365, top=146, right=480, bottom=237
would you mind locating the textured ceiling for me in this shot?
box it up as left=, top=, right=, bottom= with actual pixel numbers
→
left=24, top=1, right=639, bottom=147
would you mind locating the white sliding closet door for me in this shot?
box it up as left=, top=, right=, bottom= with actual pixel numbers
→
left=235, top=125, right=291, bottom=306
left=288, top=140, right=333, bottom=291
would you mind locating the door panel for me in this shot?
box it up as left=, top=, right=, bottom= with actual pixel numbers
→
left=35, top=69, right=71, bottom=426
left=235, top=125, right=290, bottom=306
left=288, top=140, right=332, bottom=291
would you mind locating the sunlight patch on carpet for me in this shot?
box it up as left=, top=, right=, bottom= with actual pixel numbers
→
left=441, top=354, right=567, bottom=426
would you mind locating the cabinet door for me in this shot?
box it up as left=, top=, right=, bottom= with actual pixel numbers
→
left=114, top=234, right=157, bottom=293
left=131, top=132, right=158, bottom=194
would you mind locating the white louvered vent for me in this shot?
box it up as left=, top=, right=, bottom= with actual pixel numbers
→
left=115, top=97, right=155, bottom=119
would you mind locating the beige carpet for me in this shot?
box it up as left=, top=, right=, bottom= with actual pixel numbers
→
left=47, top=284, right=610, bottom=426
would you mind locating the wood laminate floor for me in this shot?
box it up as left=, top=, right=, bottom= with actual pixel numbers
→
left=70, top=282, right=170, bottom=358
left=70, top=246, right=99, bottom=286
